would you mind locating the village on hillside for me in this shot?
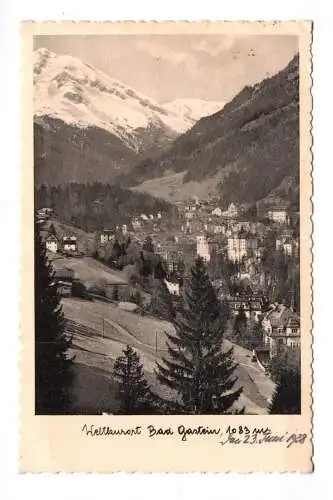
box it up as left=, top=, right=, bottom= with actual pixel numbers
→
left=36, top=193, right=300, bottom=414
left=33, top=35, right=302, bottom=419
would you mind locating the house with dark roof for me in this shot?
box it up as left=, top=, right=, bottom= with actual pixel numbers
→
left=53, top=267, right=75, bottom=297
left=62, top=235, right=78, bottom=253
left=262, top=304, right=300, bottom=358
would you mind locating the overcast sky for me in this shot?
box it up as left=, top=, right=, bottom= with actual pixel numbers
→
left=34, top=35, right=298, bottom=103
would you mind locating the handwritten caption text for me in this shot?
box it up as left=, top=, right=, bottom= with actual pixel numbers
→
left=81, top=424, right=307, bottom=448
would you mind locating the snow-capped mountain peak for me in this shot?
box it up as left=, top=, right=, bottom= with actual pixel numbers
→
left=164, top=98, right=225, bottom=123
left=34, top=47, right=193, bottom=152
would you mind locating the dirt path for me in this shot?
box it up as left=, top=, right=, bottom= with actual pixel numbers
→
left=64, top=298, right=274, bottom=414
left=224, top=340, right=275, bottom=410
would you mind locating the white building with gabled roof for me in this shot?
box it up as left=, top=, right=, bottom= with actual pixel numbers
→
left=211, top=207, right=222, bottom=217
left=267, top=205, right=289, bottom=224
left=221, top=202, right=239, bottom=219
left=45, top=234, right=59, bottom=253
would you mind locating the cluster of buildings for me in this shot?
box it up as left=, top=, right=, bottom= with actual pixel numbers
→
left=212, top=280, right=300, bottom=356
left=45, top=233, right=79, bottom=254
left=180, top=201, right=241, bottom=232
left=192, top=229, right=262, bottom=265
left=96, top=213, right=166, bottom=244
left=220, top=292, right=301, bottom=363
left=37, top=208, right=81, bottom=255
left=152, top=198, right=301, bottom=366
left=131, top=212, right=163, bottom=232
left=74, top=199, right=299, bottom=281
left=38, top=221, right=80, bottom=256
left=155, top=240, right=196, bottom=275
left=177, top=198, right=240, bottom=220
left=122, top=198, right=300, bottom=290
left=224, top=294, right=266, bottom=323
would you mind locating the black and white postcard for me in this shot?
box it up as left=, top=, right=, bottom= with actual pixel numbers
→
left=20, top=20, right=313, bottom=472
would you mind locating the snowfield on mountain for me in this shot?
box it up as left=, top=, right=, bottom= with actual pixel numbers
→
left=164, top=98, right=225, bottom=124
left=34, top=47, right=193, bottom=153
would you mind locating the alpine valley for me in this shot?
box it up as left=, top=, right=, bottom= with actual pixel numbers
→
left=126, top=55, right=300, bottom=207
left=34, top=48, right=299, bottom=209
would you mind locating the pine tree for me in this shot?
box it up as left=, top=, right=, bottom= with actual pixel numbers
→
left=111, top=240, right=122, bottom=260
left=154, top=260, right=167, bottom=280
left=250, top=321, right=264, bottom=350
left=138, top=251, right=152, bottom=277
left=270, top=345, right=300, bottom=382
left=113, top=345, right=157, bottom=414
left=35, top=219, right=73, bottom=414
left=150, top=279, right=175, bottom=322
left=143, top=235, right=154, bottom=253
left=156, top=257, right=242, bottom=414
left=49, top=222, right=57, bottom=236
left=269, top=369, right=301, bottom=414
left=233, top=306, right=247, bottom=342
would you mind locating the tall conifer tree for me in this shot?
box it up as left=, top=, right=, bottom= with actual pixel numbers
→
left=156, top=257, right=242, bottom=414
left=269, top=369, right=301, bottom=414
left=150, top=279, right=175, bottom=322
left=233, top=305, right=248, bottom=341
left=143, top=235, right=154, bottom=254
left=35, top=219, right=73, bottom=414
left=269, top=346, right=301, bottom=414
left=113, top=345, right=157, bottom=414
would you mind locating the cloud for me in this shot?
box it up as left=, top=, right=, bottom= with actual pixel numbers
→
left=135, top=39, right=198, bottom=71
left=193, top=37, right=236, bottom=56
left=135, top=39, right=186, bottom=62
